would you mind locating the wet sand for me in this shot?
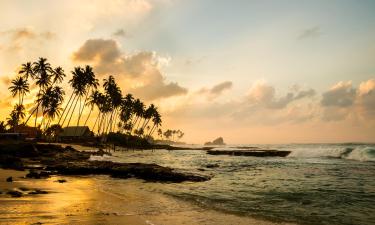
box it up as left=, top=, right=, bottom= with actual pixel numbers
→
left=0, top=169, right=296, bottom=225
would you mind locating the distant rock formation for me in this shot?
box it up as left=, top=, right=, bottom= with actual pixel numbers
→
left=204, top=137, right=225, bottom=145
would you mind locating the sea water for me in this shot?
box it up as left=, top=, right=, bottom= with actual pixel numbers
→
left=90, top=143, right=375, bottom=225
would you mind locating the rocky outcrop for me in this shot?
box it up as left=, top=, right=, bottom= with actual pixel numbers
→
left=0, top=143, right=210, bottom=183
left=204, top=137, right=226, bottom=146
left=207, top=149, right=291, bottom=157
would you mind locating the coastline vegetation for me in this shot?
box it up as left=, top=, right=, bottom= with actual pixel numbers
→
left=0, top=57, right=187, bottom=146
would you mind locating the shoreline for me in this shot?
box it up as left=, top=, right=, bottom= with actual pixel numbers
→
left=0, top=168, right=297, bottom=225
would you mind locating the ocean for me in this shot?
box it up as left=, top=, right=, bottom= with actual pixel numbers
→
left=89, top=143, right=375, bottom=225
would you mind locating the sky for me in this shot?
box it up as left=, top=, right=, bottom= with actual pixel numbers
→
left=0, top=0, right=374, bottom=144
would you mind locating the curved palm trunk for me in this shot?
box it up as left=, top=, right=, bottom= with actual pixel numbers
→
left=34, top=88, right=42, bottom=128
left=91, top=110, right=100, bottom=134
left=58, top=92, right=74, bottom=126
left=149, top=124, right=156, bottom=136
left=24, top=104, right=38, bottom=125
left=83, top=106, right=93, bottom=128
left=61, top=94, right=77, bottom=127
left=66, top=96, right=79, bottom=127
left=76, top=88, right=91, bottom=127
left=105, top=110, right=114, bottom=134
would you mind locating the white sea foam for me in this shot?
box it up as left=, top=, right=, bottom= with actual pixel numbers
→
left=288, top=145, right=375, bottom=162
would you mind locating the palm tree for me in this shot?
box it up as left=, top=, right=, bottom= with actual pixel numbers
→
left=76, top=65, right=98, bottom=128
left=141, top=104, right=156, bottom=131
left=9, top=76, right=29, bottom=105
left=52, top=66, right=66, bottom=85
left=19, top=62, right=34, bottom=80
left=103, top=76, right=122, bottom=133
left=83, top=90, right=100, bottom=128
left=41, top=86, right=64, bottom=129
left=0, top=121, right=7, bottom=133
left=14, top=104, right=26, bottom=122
left=149, top=110, right=162, bottom=137
left=132, top=99, right=145, bottom=133
left=6, top=111, right=18, bottom=132
left=24, top=57, right=53, bottom=127
left=61, top=67, right=86, bottom=128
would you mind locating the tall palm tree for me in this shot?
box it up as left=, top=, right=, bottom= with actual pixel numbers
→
left=83, top=90, right=100, bottom=128
left=76, top=65, right=98, bottom=128
left=149, top=109, right=162, bottom=137
left=60, top=67, right=86, bottom=127
left=132, top=99, right=145, bottom=133
left=52, top=66, right=66, bottom=85
left=25, top=57, right=52, bottom=127
left=9, top=76, right=29, bottom=105
left=6, top=111, right=18, bottom=132
left=141, top=104, right=156, bottom=131
left=19, top=62, right=34, bottom=80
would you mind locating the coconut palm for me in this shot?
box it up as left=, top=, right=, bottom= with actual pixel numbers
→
left=76, top=65, right=99, bottom=128
left=52, top=66, right=66, bottom=85
left=149, top=110, right=162, bottom=137
left=141, top=104, right=156, bottom=131
left=6, top=111, right=18, bottom=132
left=0, top=121, right=7, bottom=133
left=24, top=57, right=53, bottom=127
left=83, top=90, right=101, bottom=128
left=61, top=67, right=86, bottom=127
left=9, top=76, right=29, bottom=105
left=132, top=99, right=145, bottom=133
left=19, top=62, right=34, bottom=80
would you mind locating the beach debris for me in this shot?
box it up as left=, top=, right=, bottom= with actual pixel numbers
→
left=6, top=176, right=13, bottom=182
left=7, top=190, right=23, bottom=197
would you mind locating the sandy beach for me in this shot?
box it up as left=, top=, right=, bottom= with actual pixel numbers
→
left=0, top=168, right=296, bottom=225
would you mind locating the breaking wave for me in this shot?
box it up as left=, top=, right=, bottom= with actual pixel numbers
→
left=288, top=145, right=375, bottom=162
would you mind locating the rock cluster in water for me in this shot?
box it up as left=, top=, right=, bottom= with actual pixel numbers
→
left=204, top=137, right=226, bottom=146
left=0, top=143, right=210, bottom=183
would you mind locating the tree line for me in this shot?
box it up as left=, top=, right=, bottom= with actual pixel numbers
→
left=3, top=57, right=168, bottom=140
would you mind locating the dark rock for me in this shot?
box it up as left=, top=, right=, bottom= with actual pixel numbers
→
left=29, top=189, right=48, bottom=195
left=56, top=179, right=67, bottom=183
left=19, top=187, right=30, bottom=191
left=46, top=161, right=210, bottom=183
left=6, top=176, right=13, bottom=182
left=1, top=142, right=210, bottom=183
left=26, top=170, right=51, bottom=179
left=91, top=149, right=112, bottom=156
left=207, top=149, right=291, bottom=157
left=7, top=190, right=23, bottom=197
left=204, top=137, right=225, bottom=146
left=206, top=163, right=219, bottom=168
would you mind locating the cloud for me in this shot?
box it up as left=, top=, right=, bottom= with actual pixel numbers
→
left=357, top=79, right=375, bottom=118
left=198, top=81, right=232, bottom=99
left=72, top=38, right=187, bottom=100
left=168, top=80, right=317, bottom=126
left=0, top=27, right=57, bottom=52
left=320, top=79, right=375, bottom=121
left=246, top=81, right=315, bottom=109
left=112, top=29, right=130, bottom=38
left=298, top=26, right=322, bottom=40
left=321, top=81, right=356, bottom=107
